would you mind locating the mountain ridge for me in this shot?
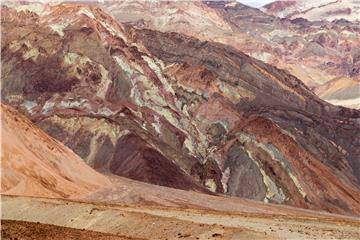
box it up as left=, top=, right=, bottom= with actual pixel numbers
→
left=98, top=0, right=360, bottom=109
left=1, top=2, right=360, bottom=216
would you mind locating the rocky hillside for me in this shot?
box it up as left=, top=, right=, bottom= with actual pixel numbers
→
left=1, top=3, right=360, bottom=216
left=98, top=0, right=360, bottom=109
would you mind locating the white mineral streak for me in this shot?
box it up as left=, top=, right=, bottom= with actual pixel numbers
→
left=77, top=8, right=95, bottom=19
left=96, top=65, right=112, bottom=99
left=221, top=167, right=231, bottom=193
left=205, top=179, right=217, bottom=193
left=237, top=133, right=286, bottom=203
left=21, top=101, right=37, bottom=114
left=49, top=19, right=72, bottom=37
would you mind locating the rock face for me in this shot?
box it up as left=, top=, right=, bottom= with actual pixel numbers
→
left=1, top=3, right=360, bottom=216
left=263, top=0, right=360, bottom=22
left=98, top=0, right=360, bottom=109
left=0, top=104, right=111, bottom=198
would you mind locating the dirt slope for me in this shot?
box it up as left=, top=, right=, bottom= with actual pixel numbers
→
left=0, top=104, right=111, bottom=198
left=1, top=220, right=137, bottom=240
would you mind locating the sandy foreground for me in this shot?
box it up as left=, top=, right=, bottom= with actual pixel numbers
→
left=2, top=195, right=360, bottom=240
left=1, top=220, right=135, bottom=240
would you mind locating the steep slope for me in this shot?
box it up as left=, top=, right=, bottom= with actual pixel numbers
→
left=1, top=3, right=360, bottom=216
left=0, top=4, right=209, bottom=194
left=263, top=0, right=360, bottom=22
left=0, top=104, right=111, bottom=198
left=132, top=27, right=360, bottom=213
left=99, top=0, right=360, bottom=108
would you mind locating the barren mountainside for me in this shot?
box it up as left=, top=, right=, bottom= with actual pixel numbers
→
left=3, top=105, right=360, bottom=239
left=1, top=2, right=360, bottom=217
left=98, top=0, right=360, bottom=109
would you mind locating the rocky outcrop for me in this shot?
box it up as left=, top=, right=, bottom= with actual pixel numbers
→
left=1, top=3, right=360, bottom=216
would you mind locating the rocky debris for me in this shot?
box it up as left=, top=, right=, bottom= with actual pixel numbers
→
left=1, top=3, right=360, bottom=216
left=1, top=220, right=134, bottom=240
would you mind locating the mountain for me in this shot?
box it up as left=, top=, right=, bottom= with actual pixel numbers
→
left=1, top=2, right=360, bottom=217
left=0, top=3, right=212, bottom=194
left=0, top=104, right=111, bottom=198
left=3, top=106, right=360, bottom=239
left=97, top=0, right=360, bottom=109
left=263, top=0, right=360, bottom=22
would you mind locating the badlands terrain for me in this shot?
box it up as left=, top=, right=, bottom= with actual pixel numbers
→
left=99, top=0, right=360, bottom=108
left=1, top=0, right=360, bottom=239
left=1, top=105, right=360, bottom=239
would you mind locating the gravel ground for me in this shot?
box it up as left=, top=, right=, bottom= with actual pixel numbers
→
left=1, top=220, right=138, bottom=240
